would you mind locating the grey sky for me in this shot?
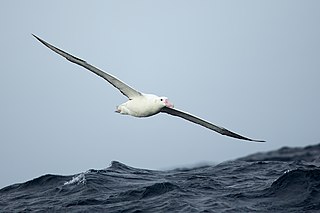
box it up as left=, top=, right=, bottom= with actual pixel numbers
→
left=1, top=1, right=319, bottom=188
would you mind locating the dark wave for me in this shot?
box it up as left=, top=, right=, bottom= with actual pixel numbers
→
left=258, top=168, right=320, bottom=210
left=108, top=181, right=179, bottom=203
left=239, top=143, right=320, bottom=162
left=1, top=143, right=320, bottom=212
left=269, top=168, right=320, bottom=194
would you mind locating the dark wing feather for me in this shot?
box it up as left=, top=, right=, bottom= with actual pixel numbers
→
left=161, top=107, right=265, bottom=142
left=33, top=34, right=142, bottom=99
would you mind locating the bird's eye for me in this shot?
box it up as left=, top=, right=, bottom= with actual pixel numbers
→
left=160, top=98, right=163, bottom=101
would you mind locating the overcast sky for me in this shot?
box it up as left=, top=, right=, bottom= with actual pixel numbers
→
left=1, top=1, right=319, bottom=188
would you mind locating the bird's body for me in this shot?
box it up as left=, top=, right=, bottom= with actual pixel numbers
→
left=33, top=34, right=265, bottom=143
left=116, top=94, right=172, bottom=117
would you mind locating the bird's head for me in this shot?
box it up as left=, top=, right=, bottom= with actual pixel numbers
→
left=158, top=97, right=174, bottom=108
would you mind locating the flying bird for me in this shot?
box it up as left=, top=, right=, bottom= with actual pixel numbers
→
left=33, top=34, right=265, bottom=142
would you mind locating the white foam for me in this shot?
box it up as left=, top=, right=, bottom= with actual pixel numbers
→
left=64, top=172, right=87, bottom=185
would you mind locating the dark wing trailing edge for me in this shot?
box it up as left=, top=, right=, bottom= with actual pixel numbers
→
left=32, top=34, right=142, bottom=99
left=161, top=107, right=265, bottom=142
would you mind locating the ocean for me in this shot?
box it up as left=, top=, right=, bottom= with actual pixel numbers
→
left=1, top=143, right=320, bottom=212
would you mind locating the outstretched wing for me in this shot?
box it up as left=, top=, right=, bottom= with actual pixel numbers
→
left=161, top=107, right=265, bottom=142
left=33, top=34, right=142, bottom=99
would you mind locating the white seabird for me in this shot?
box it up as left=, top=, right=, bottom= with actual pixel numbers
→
left=33, top=34, right=265, bottom=143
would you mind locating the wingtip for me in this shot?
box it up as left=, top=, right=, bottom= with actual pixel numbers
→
left=32, top=33, right=39, bottom=40
left=32, top=34, right=45, bottom=43
left=251, top=139, right=266, bottom=143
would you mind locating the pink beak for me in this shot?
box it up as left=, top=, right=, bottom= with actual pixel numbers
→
left=165, top=99, right=174, bottom=108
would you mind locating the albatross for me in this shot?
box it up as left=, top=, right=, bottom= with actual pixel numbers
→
left=33, top=34, right=265, bottom=143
